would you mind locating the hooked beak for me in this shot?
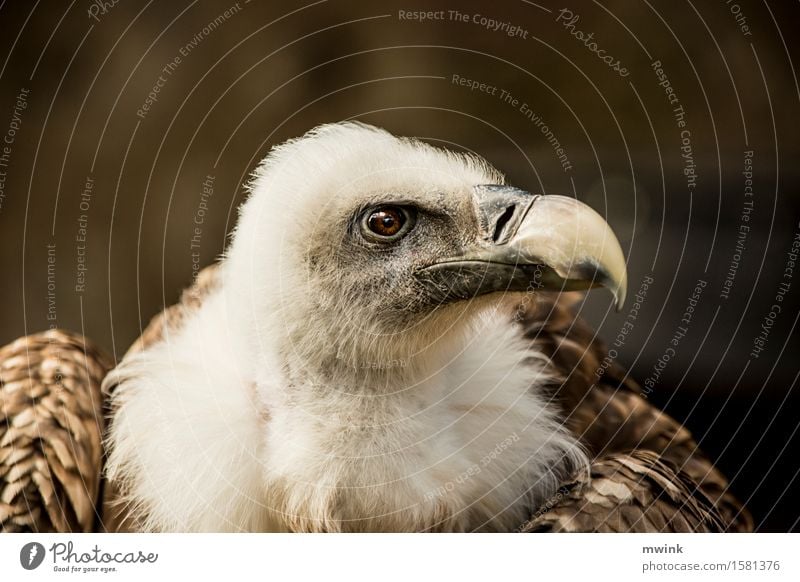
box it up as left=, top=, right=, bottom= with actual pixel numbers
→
left=415, top=185, right=628, bottom=310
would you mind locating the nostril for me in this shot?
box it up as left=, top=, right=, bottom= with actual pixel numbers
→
left=492, top=205, right=516, bottom=243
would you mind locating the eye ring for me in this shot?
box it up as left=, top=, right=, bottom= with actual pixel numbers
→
left=360, top=205, right=416, bottom=242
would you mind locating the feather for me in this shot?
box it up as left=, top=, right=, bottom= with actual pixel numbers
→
left=520, top=451, right=728, bottom=532
left=518, top=295, right=752, bottom=532
left=0, top=329, right=112, bottom=532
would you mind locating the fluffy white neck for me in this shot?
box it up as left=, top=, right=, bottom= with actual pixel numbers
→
left=248, top=300, right=588, bottom=532
left=107, top=285, right=588, bottom=532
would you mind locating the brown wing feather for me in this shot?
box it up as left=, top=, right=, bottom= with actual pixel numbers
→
left=0, top=329, right=112, bottom=532
left=519, top=294, right=752, bottom=532
left=520, top=451, right=727, bottom=532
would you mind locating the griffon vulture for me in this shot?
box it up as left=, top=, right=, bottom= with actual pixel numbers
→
left=0, top=123, right=750, bottom=533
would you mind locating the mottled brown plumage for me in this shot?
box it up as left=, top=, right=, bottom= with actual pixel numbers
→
left=2, top=266, right=751, bottom=532
left=520, top=451, right=728, bottom=532
left=0, top=329, right=112, bottom=532
left=520, top=298, right=752, bottom=532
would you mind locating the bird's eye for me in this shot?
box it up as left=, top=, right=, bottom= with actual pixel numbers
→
left=368, top=208, right=404, bottom=236
left=361, top=206, right=415, bottom=242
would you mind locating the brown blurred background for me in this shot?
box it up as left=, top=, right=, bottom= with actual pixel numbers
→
left=0, top=0, right=798, bottom=530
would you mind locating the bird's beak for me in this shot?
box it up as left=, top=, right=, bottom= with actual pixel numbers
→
left=415, top=186, right=628, bottom=310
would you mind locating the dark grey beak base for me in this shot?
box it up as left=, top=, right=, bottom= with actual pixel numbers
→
left=471, top=185, right=537, bottom=245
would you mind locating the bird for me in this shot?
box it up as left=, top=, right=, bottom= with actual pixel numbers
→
left=1, top=122, right=751, bottom=532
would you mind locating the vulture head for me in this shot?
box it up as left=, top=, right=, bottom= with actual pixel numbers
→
left=226, top=122, right=626, bottom=382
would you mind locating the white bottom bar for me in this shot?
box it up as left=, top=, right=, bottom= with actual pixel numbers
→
left=0, top=533, right=795, bottom=581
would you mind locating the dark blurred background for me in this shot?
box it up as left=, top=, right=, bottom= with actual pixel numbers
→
left=0, top=1, right=798, bottom=530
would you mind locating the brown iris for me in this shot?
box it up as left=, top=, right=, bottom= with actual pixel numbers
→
left=366, top=207, right=405, bottom=237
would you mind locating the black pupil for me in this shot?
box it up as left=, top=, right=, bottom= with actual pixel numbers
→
left=369, top=208, right=403, bottom=235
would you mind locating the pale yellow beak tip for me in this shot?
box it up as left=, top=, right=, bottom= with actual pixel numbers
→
left=513, top=194, right=628, bottom=310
